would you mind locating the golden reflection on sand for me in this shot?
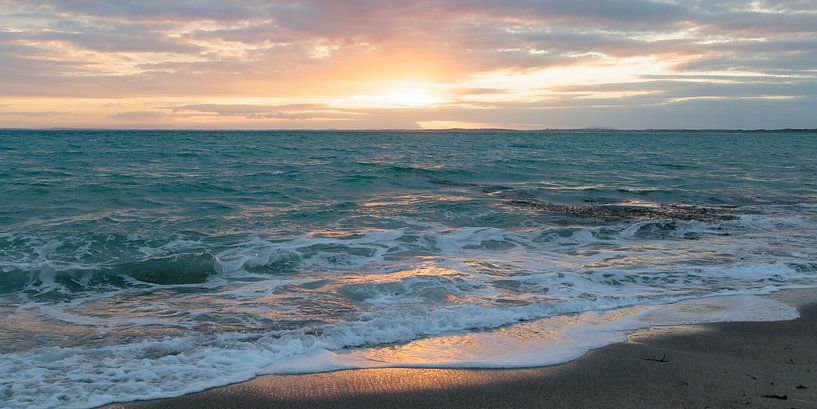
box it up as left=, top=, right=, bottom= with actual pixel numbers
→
left=343, top=306, right=653, bottom=366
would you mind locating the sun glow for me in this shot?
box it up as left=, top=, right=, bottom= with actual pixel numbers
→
left=329, top=83, right=451, bottom=108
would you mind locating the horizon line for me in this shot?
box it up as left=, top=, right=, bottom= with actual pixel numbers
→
left=2, top=127, right=817, bottom=133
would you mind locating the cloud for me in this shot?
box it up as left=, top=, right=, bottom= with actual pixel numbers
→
left=0, top=0, right=815, bottom=128
left=167, top=104, right=366, bottom=120
left=28, top=23, right=203, bottom=53
left=18, top=0, right=265, bottom=21
left=109, top=110, right=167, bottom=121
left=0, top=111, right=68, bottom=116
left=449, top=88, right=512, bottom=96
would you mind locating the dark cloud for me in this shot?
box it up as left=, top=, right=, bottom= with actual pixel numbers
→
left=18, top=0, right=266, bottom=21
left=6, top=24, right=203, bottom=53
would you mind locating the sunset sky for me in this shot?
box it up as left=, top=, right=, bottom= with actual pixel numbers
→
left=1, top=0, right=816, bottom=129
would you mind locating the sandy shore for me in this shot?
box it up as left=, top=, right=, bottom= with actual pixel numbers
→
left=107, top=290, right=817, bottom=409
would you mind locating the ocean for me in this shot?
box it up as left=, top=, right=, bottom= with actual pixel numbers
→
left=2, top=129, right=817, bottom=408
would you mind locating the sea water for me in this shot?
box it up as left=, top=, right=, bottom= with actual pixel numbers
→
left=1, top=130, right=816, bottom=408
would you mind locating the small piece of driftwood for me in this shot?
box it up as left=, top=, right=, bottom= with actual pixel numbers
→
left=761, top=394, right=788, bottom=400
left=643, top=354, right=668, bottom=363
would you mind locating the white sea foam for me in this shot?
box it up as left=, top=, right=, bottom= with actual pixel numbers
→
left=0, top=294, right=800, bottom=409
left=2, top=206, right=817, bottom=408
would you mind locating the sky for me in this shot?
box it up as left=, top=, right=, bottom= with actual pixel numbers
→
left=1, top=0, right=816, bottom=129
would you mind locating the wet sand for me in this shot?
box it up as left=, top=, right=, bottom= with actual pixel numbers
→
left=107, top=291, right=817, bottom=409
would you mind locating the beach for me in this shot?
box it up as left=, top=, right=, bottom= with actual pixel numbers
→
left=3, top=130, right=817, bottom=408
left=107, top=290, right=817, bottom=409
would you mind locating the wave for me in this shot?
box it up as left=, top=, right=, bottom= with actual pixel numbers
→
left=1, top=206, right=813, bottom=296
left=113, top=253, right=218, bottom=285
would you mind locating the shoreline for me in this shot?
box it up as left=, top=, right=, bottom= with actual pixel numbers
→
left=106, top=289, right=817, bottom=409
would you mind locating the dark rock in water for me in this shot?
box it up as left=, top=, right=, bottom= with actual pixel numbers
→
left=400, top=171, right=737, bottom=222
left=504, top=198, right=737, bottom=222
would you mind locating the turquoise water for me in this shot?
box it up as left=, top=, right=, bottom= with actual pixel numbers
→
left=2, top=130, right=817, bottom=407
